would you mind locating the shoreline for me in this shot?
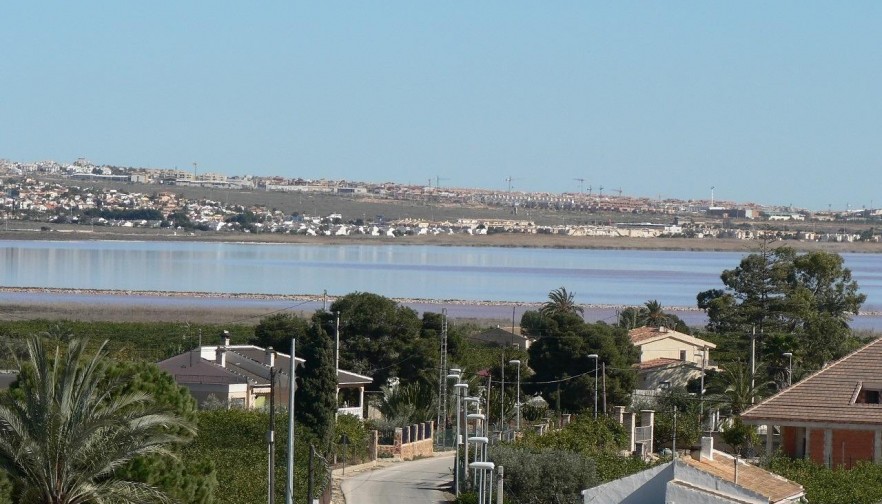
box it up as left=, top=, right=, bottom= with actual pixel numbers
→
left=0, top=286, right=701, bottom=311
left=3, top=226, right=882, bottom=254
left=2, top=287, right=879, bottom=331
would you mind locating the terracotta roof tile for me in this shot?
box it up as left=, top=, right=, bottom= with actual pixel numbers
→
left=681, top=452, right=804, bottom=502
left=635, top=357, right=684, bottom=370
left=627, top=326, right=716, bottom=349
left=743, top=337, right=882, bottom=426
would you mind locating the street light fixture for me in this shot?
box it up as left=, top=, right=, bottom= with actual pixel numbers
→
left=453, top=382, right=469, bottom=496
left=509, top=359, right=521, bottom=432
left=468, top=435, right=489, bottom=495
left=783, top=352, right=793, bottom=387
left=444, top=373, right=462, bottom=449
left=588, top=354, right=599, bottom=419
left=469, top=461, right=496, bottom=504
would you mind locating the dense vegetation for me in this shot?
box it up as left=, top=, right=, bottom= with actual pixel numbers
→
left=0, top=249, right=876, bottom=504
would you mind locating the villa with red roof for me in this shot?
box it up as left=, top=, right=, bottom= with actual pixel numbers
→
left=628, top=326, right=716, bottom=390
left=742, top=337, right=882, bottom=468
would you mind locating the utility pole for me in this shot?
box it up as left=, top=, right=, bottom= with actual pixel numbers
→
left=602, top=362, right=607, bottom=415
left=437, top=308, right=448, bottom=447
left=284, top=338, right=296, bottom=504
left=500, top=351, right=505, bottom=433
left=334, top=312, right=340, bottom=373
left=267, top=367, right=276, bottom=504
left=307, top=445, right=314, bottom=504
left=750, top=327, right=756, bottom=404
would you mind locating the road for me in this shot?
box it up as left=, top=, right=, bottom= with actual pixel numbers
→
left=341, top=454, right=455, bottom=504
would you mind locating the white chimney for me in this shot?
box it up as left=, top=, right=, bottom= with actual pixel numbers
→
left=701, top=436, right=714, bottom=461
left=265, top=346, right=276, bottom=367
left=216, top=346, right=226, bottom=368
left=221, top=330, right=231, bottom=347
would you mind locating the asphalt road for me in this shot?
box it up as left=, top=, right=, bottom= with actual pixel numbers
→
left=341, top=455, right=455, bottom=504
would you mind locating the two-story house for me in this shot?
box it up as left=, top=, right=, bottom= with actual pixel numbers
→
left=629, top=326, right=716, bottom=390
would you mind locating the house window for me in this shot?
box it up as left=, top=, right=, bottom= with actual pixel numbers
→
left=679, top=350, right=687, bottom=362
left=857, top=389, right=882, bottom=404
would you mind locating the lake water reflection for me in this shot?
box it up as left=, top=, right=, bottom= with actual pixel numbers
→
left=1, top=240, right=881, bottom=324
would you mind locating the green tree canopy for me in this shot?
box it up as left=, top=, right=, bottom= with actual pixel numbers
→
left=252, top=313, right=310, bottom=355
left=0, top=338, right=195, bottom=504
left=525, top=312, right=638, bottom=413
left=697, top=247, right=866, bottom=369
left=328, top=292, right=427, bottom=390
left=102, top=360, right=215, bottom=504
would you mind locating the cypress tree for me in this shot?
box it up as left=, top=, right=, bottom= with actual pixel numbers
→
left=294, top=316, right=338, bottom=450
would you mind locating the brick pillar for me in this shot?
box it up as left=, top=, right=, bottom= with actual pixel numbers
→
left=394, top=427, right=403, bottom=457
left=625, top=412, right=636, bottom=453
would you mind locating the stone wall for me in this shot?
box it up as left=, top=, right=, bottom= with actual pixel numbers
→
left=375, top=421, right=435, bottom=461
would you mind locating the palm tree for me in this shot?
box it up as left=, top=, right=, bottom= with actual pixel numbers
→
left=540, top=287, right=584, bottom=317
left=708, top=361, right=771, bottom=416
left=0, top=337, right=194, bottom=503
left=642, top=299, right=670, bottom=328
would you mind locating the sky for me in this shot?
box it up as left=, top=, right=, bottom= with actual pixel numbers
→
left=1, top=2, right=880, bottom=210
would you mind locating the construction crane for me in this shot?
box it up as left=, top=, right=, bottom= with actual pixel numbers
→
left=614, top=187, right=623, bottom=197
left=573, top=178, right=585, bottom=193
left=435, top=175, right=450, bottom=189
left=587, top=185, right=592, bottom=196
left=504, top=176, right=520, bottom=193
left=598, top=185, right=604, bottom=197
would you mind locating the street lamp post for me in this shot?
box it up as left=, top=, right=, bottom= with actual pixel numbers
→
left=783, top=352, right=793, bottom=387
left=508, top=360, right=521, bottom=432
left=588, top=354, right=599, bottom=419
left=695, top=348, right=707, bottom=431
left=468, top=436, right=489, bottom=503
left=463, top=398, right=481, bottom=489
left=467, top=413, right=485, bottom=487
left=453, top=381, right=468, bottom=496
left=469, top=461, right=495, bottom=504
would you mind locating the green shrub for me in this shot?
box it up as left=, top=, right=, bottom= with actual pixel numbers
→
left=767, top=456, right=882, bottom=504
left=490, top=445, right=597, bottom=504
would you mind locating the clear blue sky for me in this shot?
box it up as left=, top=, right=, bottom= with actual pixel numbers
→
left=2, top=2, right=880, bottom=210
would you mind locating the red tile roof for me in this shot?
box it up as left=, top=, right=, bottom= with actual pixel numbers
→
left=635, top=357, right=684, bottom=370
left=628, top=326, right=716, bottom=349
left=680, top=451, right=804, bottom=502
left=742, top=337, right=882, bottom=426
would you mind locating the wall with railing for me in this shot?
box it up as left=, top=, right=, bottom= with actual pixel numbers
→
left=376, top=421, right=435, bottom=461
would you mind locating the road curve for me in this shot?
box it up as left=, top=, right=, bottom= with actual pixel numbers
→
left=341, top=454, right=455, bottom=504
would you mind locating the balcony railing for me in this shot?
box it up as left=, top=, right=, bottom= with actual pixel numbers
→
left=337, top=406, right=363, bottom=418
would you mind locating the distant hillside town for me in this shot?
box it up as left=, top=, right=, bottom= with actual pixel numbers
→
left=0, top=157, right=879, bottom=243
